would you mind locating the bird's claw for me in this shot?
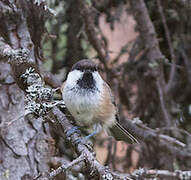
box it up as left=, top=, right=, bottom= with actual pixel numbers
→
left=84, top=130, right=97, bottom=140
left=74, top=137, right=93, bottom=151
left=66, top=126, right=81, bottom=137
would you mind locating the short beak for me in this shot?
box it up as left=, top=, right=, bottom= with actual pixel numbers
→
left=82, top=69, right=93, bottom=81
left=84, top=69, right=91, bottom=74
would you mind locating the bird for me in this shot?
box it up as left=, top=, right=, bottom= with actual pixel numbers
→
left=61, top=59, right=138, bottom=144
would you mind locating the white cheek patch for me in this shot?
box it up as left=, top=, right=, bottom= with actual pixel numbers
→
left=92, top=71, right=103, bottom=92
left=65, top=70, right=83, bottom=89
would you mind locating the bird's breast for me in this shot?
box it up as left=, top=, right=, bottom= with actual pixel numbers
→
left=63, top=87, right=102, bottom=126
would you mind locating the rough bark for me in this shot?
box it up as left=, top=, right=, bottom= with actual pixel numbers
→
left=0, top=1, right=53, bottom=179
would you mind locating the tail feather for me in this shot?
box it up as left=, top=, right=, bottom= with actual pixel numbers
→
left=109, top=122, right=139, bottom=144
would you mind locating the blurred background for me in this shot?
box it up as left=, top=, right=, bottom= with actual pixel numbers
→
left=0, top=0, right=191, bottom=179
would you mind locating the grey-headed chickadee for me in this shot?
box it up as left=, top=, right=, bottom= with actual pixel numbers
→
left=61, top=59, right=137, bottom=143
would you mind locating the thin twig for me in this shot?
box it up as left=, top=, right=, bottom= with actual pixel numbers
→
left=120, top=119, right=191, bottom=160
left=157, top=0, right=176, bottom=93
left=133, top=168, right=191, bottom=179
left=48, top=154, right=84, bottom=179
left=78, top=0, right=110, bottom=72
left=156, top=78, right=172, bottom=126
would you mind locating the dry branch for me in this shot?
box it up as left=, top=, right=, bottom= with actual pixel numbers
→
left=156, top=0, right=176, bottom=93
left=129, top=0, right=173, bottom=127
left=133, top=168, right=191, bottom=179
left=78, top=0, right=109, bottom=71
left=120, top=119, right=191, bottom=161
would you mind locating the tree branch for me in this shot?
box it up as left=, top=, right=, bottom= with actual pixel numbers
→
left=50, top=107, right=133, bottom=180
left=133, top=168, right=191, bottom=179
left=35, top=154, right=85, bottom=180
left=156, top=0, right=176, bottom=93
left=78, top=0, right=110, bottom=71
left=120, top=118, right=191, bottom=160
left=129, top=0, right=173, bottom=126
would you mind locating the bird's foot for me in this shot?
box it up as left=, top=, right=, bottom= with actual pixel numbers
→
left=66, top=126, right=81, bottom=137
left=74, top=137, right=93, bottom=151
left=84, top=130, right=97, bottom=140
left=73, top=131, right=97, bottom=151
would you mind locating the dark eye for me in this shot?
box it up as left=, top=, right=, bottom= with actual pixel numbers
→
left=90, top=67, right=97, bottom=71
left=76, top=66, right=84, bottom=71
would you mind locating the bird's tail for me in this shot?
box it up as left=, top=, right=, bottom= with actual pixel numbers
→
left=109, top=122, right=138, bottom=144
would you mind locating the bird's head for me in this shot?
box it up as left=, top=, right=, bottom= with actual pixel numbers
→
left=65, top=59, right=103, bottom=92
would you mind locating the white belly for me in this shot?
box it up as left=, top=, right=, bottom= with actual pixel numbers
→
left=63, top=89, right=102, bottom=127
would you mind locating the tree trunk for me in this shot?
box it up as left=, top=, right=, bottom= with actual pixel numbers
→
left=0, top=1, right=53, bottom=179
